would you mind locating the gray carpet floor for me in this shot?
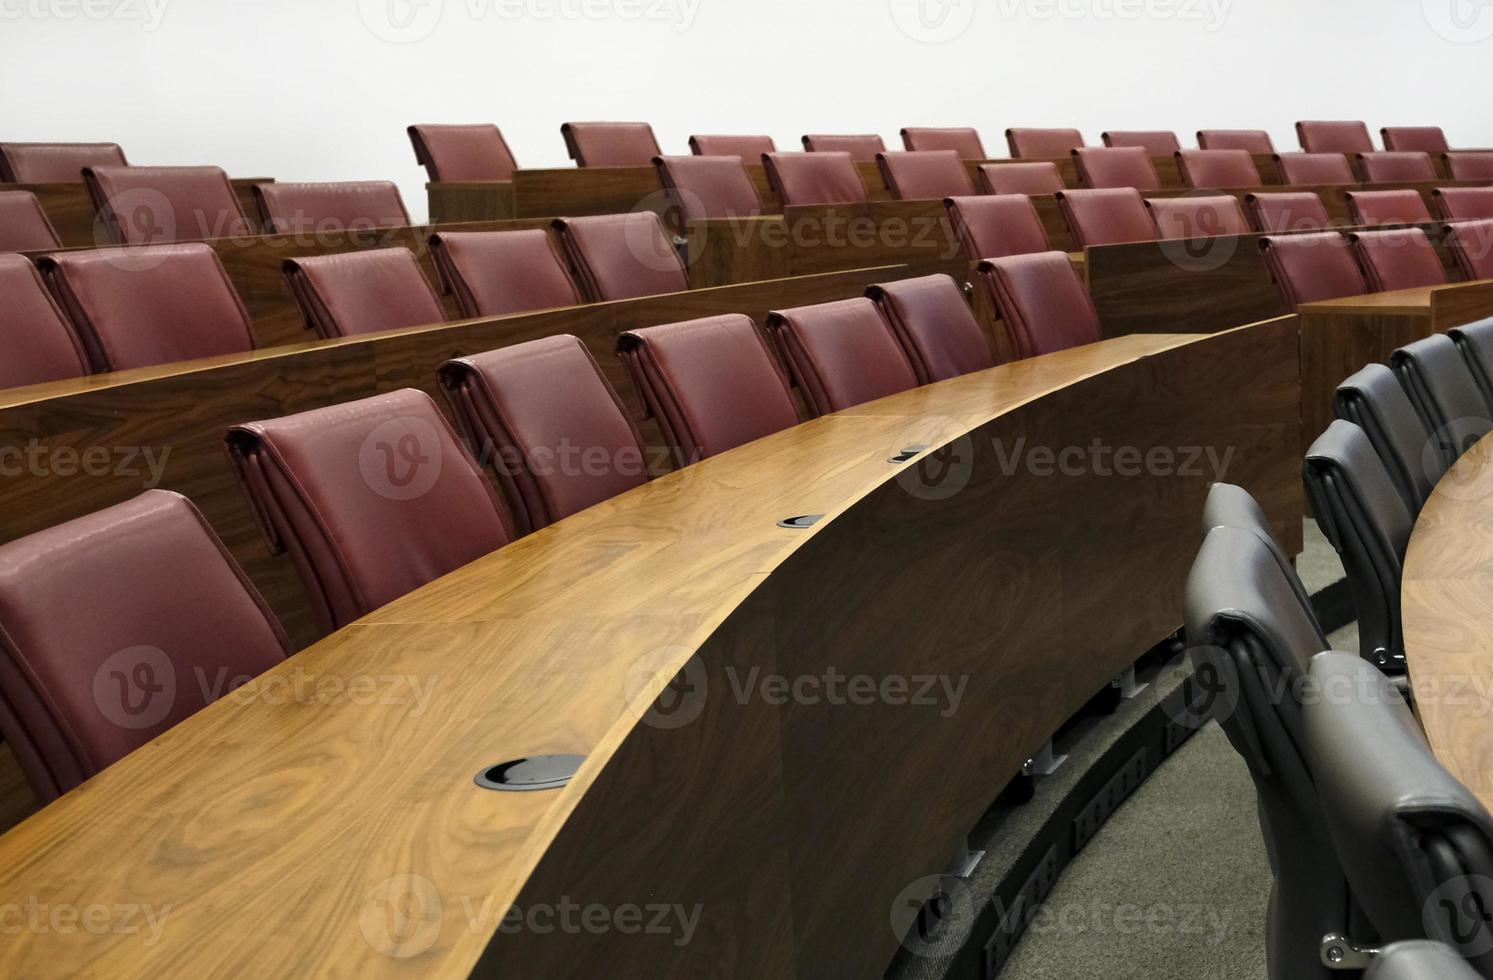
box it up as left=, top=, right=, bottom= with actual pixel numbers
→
left=1000, top=521, right=1349, bottom=979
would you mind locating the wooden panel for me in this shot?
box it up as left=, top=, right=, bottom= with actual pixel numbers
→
left=1432, top=279, right=1493, bottom=330
left=964, top=153, right=1282, bottom=190
left=17, top=178, right=272, bottom=248
left=0, top=264, right=924, bottom=650
left=426, top=182, right=516, bottom=223
left=1087, top=235, right=1286, bottom=335
left=1297, top=305, right=1434, bottom=447
left=0, top=318, right=1301, bottom=979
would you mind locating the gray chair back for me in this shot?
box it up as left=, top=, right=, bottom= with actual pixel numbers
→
left=1391, top=335, right=1493, bottom=468
left=1449, top=318, right=1493, bottom=418
left=1334, top=364, right=1442, bottom=514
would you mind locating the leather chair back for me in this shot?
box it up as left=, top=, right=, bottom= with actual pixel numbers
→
left=1275, top=153, right=1355, bottom=186
left=1258, top=232, right=1367, bottom=308
left=1380, top=127, right=1449, bottom=154
left=0, top=141, right=126, bottom=183
left=1334, top=363, right=1442, bottom=514
left=1101, top=130, right=1180, bottom=155
left=429, top=229, right=581, bottom=318
left=1449, top=318, right=1493, bottom=412
left=1348, top=228, right=1447, bottom=292
left=0, top=253, right=89, bottom=389
left=1200, top=482, right=1323, bottom=635
left=945, top=194, right=1050, bottom=261
left=1055, top=188, right=1157, bottom=247
left=654, top=154, right=762, bottom=231
left=0, top=490, right=287, bottom=800
left=618, top=313, right=799, bottom=467
left=1433, top=187, right=1493, bottom=221
left=766, top=298, right=917, bottom=416
left=1358, top=152, right=1437, bottom=183
left=800, top=134, right=885, bottom=162
left=977, top=251, right=1102, bottom=360
left=253, top=181, right=411, bottom=234
left=561, top=122, right=661, bottom=168
left=1175, top=149, right=1262, bottom=189
left=1446, top=153, right=1493, bottom=181
left=1245, top=192, right=1331, bottom=233
left=407, top=124, right=517, bottom=181
left=438, top=335, right=647, bottom=534
left=0, top=189, right=62, bottom=251
left=38, top=243, right=256, bottom=372
left=1145, top=195, right=1250, bottom=239
left=876, top=151, right=974, bottom=200
left=552, top=212, right=689, bottom=302
left=1344, top=189, right=1433, bottom=227
left=1196, top=129, right=1275, bottom=154
left=761, top=151, right=867, bottom=206
left=867, top=274, right=994, bottom=383
left=1390, top=334, right=1492, bottom=463
left=1072, top=147, right=1161, bottom=190
left=899, top=127, right=986, bottom=159
left=688, top=135, right=775, bottom=157
left=283, top=247, right=447, bottom=339
left=1296, top=120, right=1374, bottom=154
left=226, top=388, right=511, bottom=634
left=85, top=165, right=251, bottom=244
left=1005, top=128, right=1085, bottom=159
left=975, top=162, right=1064, bottom=196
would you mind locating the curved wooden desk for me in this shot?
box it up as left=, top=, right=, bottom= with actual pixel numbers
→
left=0, top=318, right=1300, bottom=978
left=1405, top=432, right=1493, bottom=812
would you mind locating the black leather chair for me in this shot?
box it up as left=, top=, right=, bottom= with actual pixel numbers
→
left=1449, top=318, right=1493, bottom=417
left=1200, top=482, right=1323, bottom=637
left=1187, top=490, right=1340, bottom=980
left=1367, top=942, right=1482, bottom=979
left=1305, top=652, right=1493, bottom=975
left=1391, top=336, right=1493, bottom=469
left=1302, top=421, right=1413, bottom=672
left=1333, top=364, right=1442, bottom=515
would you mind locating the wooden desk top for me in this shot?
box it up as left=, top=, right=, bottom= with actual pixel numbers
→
left=1299, top=279, right=1493, bottom=318
left=1405, top=432, right=1493, bottom=814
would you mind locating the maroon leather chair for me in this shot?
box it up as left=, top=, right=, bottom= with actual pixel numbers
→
left=1348, top=228, right=1448, bottom=292
left=552, top=212, right=689, bottom=302
left=762, top=151, right=867, bottom=206
left=0, top=253, right=89, bottom=389
left=38, top=243, right=256, bottom=372
left=1102, top=130, right=1180, bottom=155
left=900, top=127, right=987, bottom=159
left=429, top=229, right=581, bottom=318
left=975, top=162, right=1064, bottom=196
left=867, top=274, right=994, bottom=383
left=1446, top=153, right=1493, bottom=181
left=618, top=313, right=799, bottom=466
left=1274, top=153, right=1356, bottom=186
left=283, top=247, right=447, bottom=339
left=1196, top=130, right=1275, bottom=154
left=0, top=141, right=126, bottom=183
left=0, top=490, right=289, bottom=800
left=1380, top=127, right=1449, bottom=154
left=1296, top=120, right=1374, bottom=155
left=765, top=298, right=917, bottom=416
left=252, top=181, right=411, bottom=234
left=1444, top=220, right=1493, bottom=281
left=1055, top=188, right=1157, bottom=247
left=0, top=189, right=62, bottom=251
left=688, top=135, right=775, bottom=157
left=1145, top=195, right=1250, bottom=239
left=1258, top=232, right=1367, bottom=308
left=438, top=335, right=647, bottom=534
left=977, top=251, right=1102, bottom=360
left=1357, top=152, right=1436, bottom=183
left=1006, top=128, right=1086, bottom=159
left=1073, top=147, right=1161, bottom=190
left=1245, top=191, right=1332, bottom=233
left=1175, top=149, right=1262, bottom=189
left=654, top=154, right=762, bottom=232
left=84, top=165, right=252, bottom=244
left=561, top=122, right=661, bottom=168
left=800, top=134, right=885, bottom=162
left=1343, top=189, right=1433, bottom=227
left=1432, top=186, right=1493, bottom=222
left=407, top=124, right=518, bottom=181
left=226, top=388, right=511, bottom=634
left=944, top=194, right=1050, bottom=260
left=877, top=150, right=974, bottom=200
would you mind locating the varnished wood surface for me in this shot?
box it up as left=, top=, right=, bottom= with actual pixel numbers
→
left=1405, top=432, right=1493, bottom=814
left=1087, top=234, right=1285, bottom=336
left=0, top=317, right=1302, bottom=979
left=426, top=181, right=516, bottom=223
left=15, top=178, right=271, bottom=248
left=0, top=263, right=928, bottom=650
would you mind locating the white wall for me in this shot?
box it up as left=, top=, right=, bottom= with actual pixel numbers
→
left=2, top=0, right=1491, bottom=222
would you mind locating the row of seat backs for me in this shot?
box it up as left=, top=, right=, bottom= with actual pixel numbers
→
left=1188, top=483, right=1493, bottom=977
left=396, top=123, right=1459, bottom=179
